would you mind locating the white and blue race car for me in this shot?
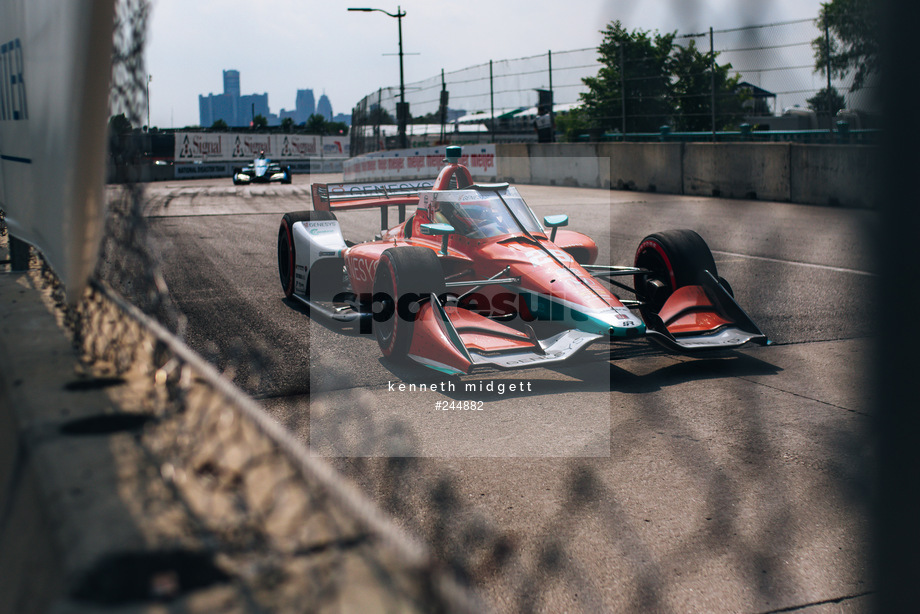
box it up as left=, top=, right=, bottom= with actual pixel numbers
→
left=232, top=153, right=292, bottom=185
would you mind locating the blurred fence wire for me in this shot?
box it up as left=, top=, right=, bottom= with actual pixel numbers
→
left=0, top=0, right=878, bottom=610
left=2, top=0, right=486, bottom=610
left=352, top=16, right=878, bottom=153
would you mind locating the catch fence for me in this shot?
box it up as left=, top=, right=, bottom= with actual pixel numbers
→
left=351, top=16, right=877, bottom=154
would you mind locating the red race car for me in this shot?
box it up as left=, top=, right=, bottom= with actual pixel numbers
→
left=277, top=147, right=768, bottom=375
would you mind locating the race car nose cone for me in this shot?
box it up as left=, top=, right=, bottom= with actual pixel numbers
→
left=588, top=307, right=646, bottom=338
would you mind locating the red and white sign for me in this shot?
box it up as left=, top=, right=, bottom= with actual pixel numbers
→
left=344, top=145, right=496, bottom=182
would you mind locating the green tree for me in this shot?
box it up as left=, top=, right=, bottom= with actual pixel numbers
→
left=108, top=113, right=133, bottom=134
left=581, top=21, right=675, bottom=135
left=366, top=106, right=395, bottom=125
left=807, top=86, right=846, bottom=116
left=670, top=40, right=746, bottom=131
left=304, top=113, right=328, bottom=135
left=412, top=110, right=443, bottom=124
left=251, top=114, right=268, bottom=129
left=812, top=0, right=879, bottom=91
left=555, top=107, right=591, bottom=142
left=281, top=117, right=294, bottom=133
left=210, top=118, right=228, bottom=131
left=326, top=121, right=349, bottom=136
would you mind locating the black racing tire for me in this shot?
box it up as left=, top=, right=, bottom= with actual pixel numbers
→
left=278, top=210, right=337, bottom=298
left=372, top=246, right=446, bottom=359
left=634, top=229, right=718, bottom=314
left=232, top=167, right=242, bottom=185
left=282, top=166, right=293, bottom=184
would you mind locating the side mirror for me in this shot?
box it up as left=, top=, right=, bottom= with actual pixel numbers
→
left=543, top=214, right=569, bottom=242
left=421, top=223, right=455, bottom=255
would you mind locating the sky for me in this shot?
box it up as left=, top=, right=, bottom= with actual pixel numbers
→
left=144, top=0, right=827, bottom=129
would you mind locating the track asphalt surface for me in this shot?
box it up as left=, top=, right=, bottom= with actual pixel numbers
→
left=145, top=175, right=876, bottom=612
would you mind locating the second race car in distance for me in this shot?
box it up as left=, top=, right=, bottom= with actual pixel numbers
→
left=232, top=152, right=292, bottom=185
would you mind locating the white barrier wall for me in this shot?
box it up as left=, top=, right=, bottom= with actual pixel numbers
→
left=0, top=0, right=116, bottom=299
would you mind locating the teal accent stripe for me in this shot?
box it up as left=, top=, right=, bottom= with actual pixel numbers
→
left=517, top=290, right=645, bottom=336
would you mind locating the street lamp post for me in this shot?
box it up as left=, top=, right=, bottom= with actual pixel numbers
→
left=348, top=6, right=408, bottom=149
left=146, top=74, right=152, bottom=130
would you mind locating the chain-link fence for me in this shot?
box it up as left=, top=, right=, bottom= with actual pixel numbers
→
left=0, top=0, right=482, bottom=609
left=352, top=16, right=879, bottom=153
left=1, top=0, right=885, bottom=610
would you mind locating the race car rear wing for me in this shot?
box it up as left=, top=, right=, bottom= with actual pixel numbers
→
left=312, top=179, right=437, bottom=229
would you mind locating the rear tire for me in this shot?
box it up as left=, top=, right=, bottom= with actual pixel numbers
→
left=278, top=210, right=337, bottom=298
left=634, top=229, right=718, bottom=314
left=372, top=246, right=445, bottom=359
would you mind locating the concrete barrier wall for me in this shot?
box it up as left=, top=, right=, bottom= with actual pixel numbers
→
left=682, top=143, right=791, bottom=202
left=598, top=142, right=683, bottom=193
left=495, top=143, right=531, bottom=184
left=491, top=141, right=876, bottom=208
left=121, top=140, right=877, bottom=208
left=790, top=144, right=877, bottom=208
left=525, top=144, right=606, bottom=188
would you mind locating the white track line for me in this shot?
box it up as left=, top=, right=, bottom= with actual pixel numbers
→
left=713, top=250, right=876, bottom=277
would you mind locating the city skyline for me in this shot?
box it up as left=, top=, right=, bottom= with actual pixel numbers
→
left=198, top=69, right=347, bottom=128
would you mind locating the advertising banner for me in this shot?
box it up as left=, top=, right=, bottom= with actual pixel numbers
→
left=0, top=0, right=116, bottom=299
left=343, top=145, right=496, bottom=182
left=173, top=133, right=349, bottom=162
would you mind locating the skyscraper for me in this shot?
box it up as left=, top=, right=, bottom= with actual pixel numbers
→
left=317, top=94, right=333, bottom=121
left=223, top=69, right=240, bottom=98
left=199, top=93, right=236, bottom=127
left=295, top=89, right=315, bottom=124
left=239, top=93, right=269, bottom=125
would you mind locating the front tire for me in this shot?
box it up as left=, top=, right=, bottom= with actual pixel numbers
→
left=278, top=210, right=337, bottom=298
left=372, top=246, right=445, bottom=359
left=634, top=229, right=718, bottom=314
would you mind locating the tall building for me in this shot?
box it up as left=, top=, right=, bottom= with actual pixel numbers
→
left=199, top=69, right=242, bottom=126
left=317, top=94, right=333, bottom=121
left=199, top=92, right=236, bottom=127
left=198, top=95, right=212, bottom=127
left=239, top=93, right=270, bottom=125
left=295, top=89, right=315, bottom=124
left=223, top=69, right=240, bottom=98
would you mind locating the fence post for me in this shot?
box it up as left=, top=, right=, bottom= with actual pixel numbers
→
left=710, top=27, right=716, bottom=142
left=548, top=50, right=555, bottom=143
left=440, top=69, right=447, bottom=143
left=376, top=88, right=382, bottom=152
left=490, top=60, right=495, bottom=138
left=619, top=43, right=626, bottom=139
left=825, top=21, right=834, bottom=129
